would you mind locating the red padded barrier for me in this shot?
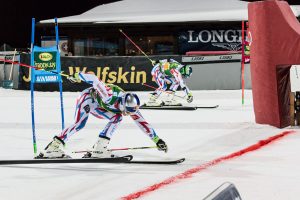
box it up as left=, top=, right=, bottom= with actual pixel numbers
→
left=248, top=0, right=300, bottom=128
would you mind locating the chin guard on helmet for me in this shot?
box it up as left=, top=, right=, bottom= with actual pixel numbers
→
left=120, top=93, right=140, bottom=113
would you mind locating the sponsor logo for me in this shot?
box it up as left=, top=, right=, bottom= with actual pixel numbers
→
left=69, top=66, right=147, bottom=84
left=23, top=65, right=148, bottom=84
left=212, top=43, right=241, bottom=51
left=34, top=62, right=56, bottom=69
left=191, top=56, right=204, bottom=61
left=182, top=54, right=241, bottom=63
left=35, top=75, right=58, bottom=83
left=38, top=52, right=53, bottom=61
left=83, top=105, right=90, bottom=113
left=188, top=30, right=242, bottom=43
left=186, top=29, right=243, bottom=51
left=219, top=55, right=233, bottom=60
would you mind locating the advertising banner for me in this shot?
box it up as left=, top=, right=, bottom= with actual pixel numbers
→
left=19, top=55, right=181, bottom=91
left=32, top=51, right=58, bottom=83
left=178, top=25, right=243, bottom=54
left=182, top=54, right=241, bottom=63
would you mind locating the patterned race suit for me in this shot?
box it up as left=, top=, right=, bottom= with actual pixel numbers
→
left=151, top=59, right=190, bottom=96
left=57, top=72, right=159, bottom=142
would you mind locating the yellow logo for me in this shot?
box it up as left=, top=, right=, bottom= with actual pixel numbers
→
left=39, top=53, right=53, bottom=61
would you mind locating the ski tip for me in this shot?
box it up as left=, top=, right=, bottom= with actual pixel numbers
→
left=128, top=157, right=185, bottom=165
left=124, top=155, right=133, bottom=161
left=140, top=104, right=163, bottom=108
left=195, top=105, right=219, bottom=109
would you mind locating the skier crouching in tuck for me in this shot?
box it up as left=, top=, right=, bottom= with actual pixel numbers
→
left=38, top=72, right=168, bottom=159
left=145, top=58, right=193, bottom=106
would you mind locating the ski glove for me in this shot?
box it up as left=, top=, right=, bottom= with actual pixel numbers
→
left=151, top=60, right=159, bottom=66
left=187, top=92, right=193, bottom=103
left=156, top=139, right=168, bottom=153
left=68, top=72, right=81, bottom=83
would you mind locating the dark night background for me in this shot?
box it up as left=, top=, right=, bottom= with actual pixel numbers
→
left=0, top=0, right=299, bottom=49
left=0, top=0, right=119, bottom=49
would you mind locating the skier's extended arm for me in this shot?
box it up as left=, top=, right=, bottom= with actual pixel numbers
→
left=68, top=72, right=112, bottom=104
left=130, top=111, right=168, bottom=152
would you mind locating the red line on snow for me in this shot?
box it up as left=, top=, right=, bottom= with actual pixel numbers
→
left=121, top=130, right=296, bottom=200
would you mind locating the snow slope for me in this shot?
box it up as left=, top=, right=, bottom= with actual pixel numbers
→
left=0, top=88, right=299, bottom=200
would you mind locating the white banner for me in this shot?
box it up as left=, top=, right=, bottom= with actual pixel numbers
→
left=182, top=54, right=241, bottom=63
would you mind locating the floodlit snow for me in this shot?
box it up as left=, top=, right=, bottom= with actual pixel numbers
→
left=0, top=88, right=299, bottom=200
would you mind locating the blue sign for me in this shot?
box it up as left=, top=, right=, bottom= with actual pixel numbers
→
left=31, top=46, right=61, bottom=83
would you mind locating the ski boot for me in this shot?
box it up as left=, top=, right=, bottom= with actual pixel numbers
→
left=83, top=137, right=113, bottom=158
left=145, top=93, right=163, bottom=107
left=163, top=91, right=182, bottom=106
left=37, top=136, right=70, bottom=159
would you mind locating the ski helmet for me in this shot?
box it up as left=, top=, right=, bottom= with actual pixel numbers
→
left=120, top=93, right=140, bottom=113
left=180, top=65, right=192, bottom=78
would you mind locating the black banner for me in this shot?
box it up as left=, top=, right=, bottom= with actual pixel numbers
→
left=19, top=55, right=181, bottom=91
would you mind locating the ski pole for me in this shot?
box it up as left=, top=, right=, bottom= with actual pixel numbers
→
left=72, top=146, right=158, bottom=153
left=141, top=82, right=186, bottom=99
left=0, top=58, right=70, bottom=78
left=119, top=29, right=154, bottom=65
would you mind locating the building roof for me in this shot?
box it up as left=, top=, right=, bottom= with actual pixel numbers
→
left=40, top=0, right=300, bottom=24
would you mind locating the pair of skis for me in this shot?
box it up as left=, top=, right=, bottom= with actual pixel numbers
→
left=0, top=146, right=185, bottom=165
left=140, top=104, right=219, bottom=110
left=0, top=155, right=185, bottom=165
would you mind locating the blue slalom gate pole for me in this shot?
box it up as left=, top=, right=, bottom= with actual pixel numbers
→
left=30, top=18, right=37, bottom=156
left=29, top=17, right=65, bottom=157
left=30, top=83, right=37, bottom=156
left=55, top=18, right=65, bottom=130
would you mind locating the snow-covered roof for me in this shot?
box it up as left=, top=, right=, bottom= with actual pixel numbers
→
left=40, top=0, right=300, bottom=24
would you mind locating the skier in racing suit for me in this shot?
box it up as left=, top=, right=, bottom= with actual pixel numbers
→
left=39, top=72, right=168, bottom=158
left=146, top=59, right=193, bottom=106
